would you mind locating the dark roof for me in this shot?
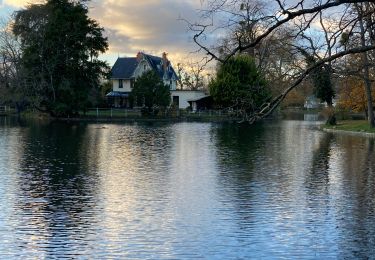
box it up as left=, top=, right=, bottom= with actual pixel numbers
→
left=144, top=54, right=178, bottom=80
left=111, top=54, right=178, bottom=80
left=111, top=58, right=138, bottom=79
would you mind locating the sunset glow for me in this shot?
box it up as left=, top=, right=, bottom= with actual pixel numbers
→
left=0, top=0, right=203, bottom=65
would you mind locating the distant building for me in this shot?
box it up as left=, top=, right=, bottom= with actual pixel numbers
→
left=107, top=52, right=178, bottom=107
left=304, top=95, right=323, bottom=109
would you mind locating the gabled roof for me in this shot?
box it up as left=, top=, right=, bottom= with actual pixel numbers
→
left=143, top=54, right=178, bottom=80
left=111, top=57, right=138, bottom=79
left=111, top=53, right=178, bottom=80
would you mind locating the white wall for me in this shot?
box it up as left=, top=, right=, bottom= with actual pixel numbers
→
left=113, top=79, right=132, bottom=92
left=171, top=90, right=207, bottom=109
left=134, top=60, right=151, bottom=77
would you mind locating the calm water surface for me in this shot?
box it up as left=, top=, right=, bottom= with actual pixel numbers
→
left=0, top=117, right=375, bottom=259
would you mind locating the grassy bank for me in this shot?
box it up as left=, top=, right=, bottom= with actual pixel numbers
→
left=15, top=109, right=238, bottom=123
left=323, top=120, right=375, bottom=133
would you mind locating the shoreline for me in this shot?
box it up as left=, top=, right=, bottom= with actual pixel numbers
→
left=322, top=124, right=375, bottom=138
left=12, top=114, right=239, bottom=124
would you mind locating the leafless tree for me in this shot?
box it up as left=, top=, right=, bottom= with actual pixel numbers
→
left=176, top=59, right=208, bottom=91
left=187, top=0, right=375, bottom=124
left=0, top=19, right=27, bottom=113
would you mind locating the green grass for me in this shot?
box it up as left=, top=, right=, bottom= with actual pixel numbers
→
left=324, top=120, right=375, bottom=133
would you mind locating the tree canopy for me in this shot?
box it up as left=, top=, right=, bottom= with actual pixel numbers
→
left=12, top=0, right=109, bottom=116
left=131, top=70, right=171, bottom=115
left=209, top=55, right=270, bottom=121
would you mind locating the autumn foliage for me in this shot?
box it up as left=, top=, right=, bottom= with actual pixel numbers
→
left=338, top=77, right=375, bottom=114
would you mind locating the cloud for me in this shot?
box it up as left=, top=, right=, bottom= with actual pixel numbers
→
left=3, top=0, right=28, bottom=7
left=1, top=0, right=209, bottom=65
left=90, top=0, right=205, bottom=64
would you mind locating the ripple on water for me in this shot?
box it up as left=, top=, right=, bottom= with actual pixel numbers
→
left=0, top=120, right=375, bottom=258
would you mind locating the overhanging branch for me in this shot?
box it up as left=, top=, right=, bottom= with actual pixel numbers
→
left=252, top=44, right=375, bottom=122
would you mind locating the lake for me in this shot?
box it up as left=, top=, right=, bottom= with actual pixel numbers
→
left=0, top=117, right=374, bottom=259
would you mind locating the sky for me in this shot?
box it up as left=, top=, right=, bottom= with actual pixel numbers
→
left=0, top=0, right=205, bottom=66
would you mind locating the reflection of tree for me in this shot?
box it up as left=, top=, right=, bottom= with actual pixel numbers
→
left=212, top=123, right=266, bottom=227
left=304, top=133, right=375, bottom=258
left=213, top=123, right=265, bottom=180
left=14, top=121, right=100, bottom=257
left=335, top=136, right=375, bottom=258
left=305, top=133, right=333, bottom=196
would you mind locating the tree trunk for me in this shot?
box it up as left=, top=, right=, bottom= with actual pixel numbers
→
left=357, top=4, right=375, bottom=127
left=326, top=104, right=336, bottom=126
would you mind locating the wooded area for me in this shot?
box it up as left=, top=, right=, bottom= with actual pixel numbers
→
left=186, top=0, right=375, bottom=126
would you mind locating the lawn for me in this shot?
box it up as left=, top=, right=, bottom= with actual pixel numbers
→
left=324, top=120, right=375, bottom=133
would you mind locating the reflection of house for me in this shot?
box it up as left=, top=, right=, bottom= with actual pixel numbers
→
left=107, top=52, right=178, bottom=107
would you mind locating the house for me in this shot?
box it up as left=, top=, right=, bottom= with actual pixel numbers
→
left=304, top=95, right=323, bottom=109
left=107, top=51, right=208, bottom=110
left=107, top=52, right=178, bottom=107
left=170, top=90, right=208, bottom=110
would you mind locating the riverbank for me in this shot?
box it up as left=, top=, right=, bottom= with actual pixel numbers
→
left=14, top=110, right=239, bottom=123
left=322, top=120, right=375, bottom=137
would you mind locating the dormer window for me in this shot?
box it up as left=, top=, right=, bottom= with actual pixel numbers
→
left=119, top=79, right=123, bottom=88
left=144, top=65, right=146, bottom=70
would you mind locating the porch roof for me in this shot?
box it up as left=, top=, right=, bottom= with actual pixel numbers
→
left=106, top=91, right=130, bottom=97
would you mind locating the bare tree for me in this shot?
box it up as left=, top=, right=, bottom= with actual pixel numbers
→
left=187, top=0, right=375, bottom=124
left=355, top=3, right=375, bottom=127
left=0, top=19, right=27, bottom=114
left=176, top=59, right=208, bottom=91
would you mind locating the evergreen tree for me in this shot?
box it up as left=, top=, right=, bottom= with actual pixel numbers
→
left=209, top=55, right=270, bottom=116
left=131, top=70, right=171, bottom=116
left=13, top=0, right=109, bottom=116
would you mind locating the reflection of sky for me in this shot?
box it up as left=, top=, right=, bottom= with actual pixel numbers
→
left=1, top=120, right=375, bottom=258
left=211, top=120, right=375, bottom=258
left=0, top=121, right=29, bottom=256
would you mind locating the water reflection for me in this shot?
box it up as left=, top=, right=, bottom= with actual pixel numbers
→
left=1, top=119, right=375, bottom=258
left=1, top=121, right=101, bottom=258
left=211, top=121, right=375, bottom=258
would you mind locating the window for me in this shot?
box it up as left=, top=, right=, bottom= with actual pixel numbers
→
left=119, top=79, right=123, bottom=88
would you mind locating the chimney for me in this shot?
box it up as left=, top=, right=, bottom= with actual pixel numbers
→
left=136, top=51, right=143, bottom=62
left=162, top=52, right=169, bottom=71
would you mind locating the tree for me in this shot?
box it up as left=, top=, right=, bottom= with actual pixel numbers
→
left=176, top=61, right=207, bottom=90
left=298, top=49, right=336, bottom=124
left=12, top=0, right=109, bottom=117
left=354, top=3, right=375, bottom=127
left=0, top=20, right=27, bottom=114
left=209, top=55, right=270, bottom=122
left=338, top=76, right=375, bottom=118
left=131, top=71, right=171, bottom=116
left=187, top=0, right=375, bottom=124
